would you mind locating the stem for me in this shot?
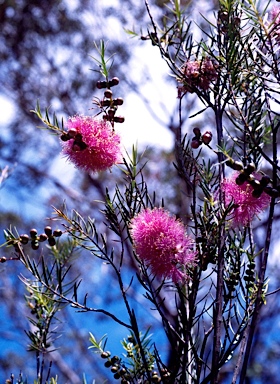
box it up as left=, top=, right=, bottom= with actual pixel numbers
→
left=211, top=105, right=225, bottom=383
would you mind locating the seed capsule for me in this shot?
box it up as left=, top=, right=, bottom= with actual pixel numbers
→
left=114, top=97, right=123, bottom=106
left=104, top=89, right=113, bottom=98
left=114, top=116, right=125, bottom=123
left=235, top=172, right=247, bottom=185
left=193, top=127, right=201, bottom=137
left=48, top=237, right=56, bottom=246
left=201, top=131, right=212, bottom=145
left=109, top=77, right=119, bottom=87
left=31, top=240, right=40, bottom=250
left=53, top=229, right=62, bottom=237
left=20, top=234, right=29, bottom=244
left=30, top=228, right=38, bottom=238
left=39, top=233, right=48, bottom=242
left=191, top=138, right=201, bottom=149
left=44, top=226, right=52, bottom=237
left=96, top=80, right=108, bottom=89
left=60, top=133, right=70, bottom=141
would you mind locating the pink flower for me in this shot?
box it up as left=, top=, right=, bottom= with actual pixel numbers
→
left=221, top=172, right=271, bottom=226
left=179, top=57, right=217, bottom=94
left=269, top=6, right=280, bottom=43
left=130, top=208, right=197, bottom=283
left=61, top=115, right=122, bottom=173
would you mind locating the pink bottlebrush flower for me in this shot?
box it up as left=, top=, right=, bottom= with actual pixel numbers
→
left=179, top=57, right=218, bottom=94
left=269, top=6, right=280, bottom=43
left=61, top=115, right=122, bottom=173
left=221, top=172, right=271, bottom=226
left=130, top=208, right=197, bottom=283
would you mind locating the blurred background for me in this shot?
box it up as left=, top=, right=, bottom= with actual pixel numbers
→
left=1, top=0, right=280, bottom=382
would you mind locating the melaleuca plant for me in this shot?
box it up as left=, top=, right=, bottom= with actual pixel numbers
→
left=1, top=1, right=280, bottom=383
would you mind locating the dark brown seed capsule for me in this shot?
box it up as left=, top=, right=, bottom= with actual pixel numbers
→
left=235, top=173, right=247, bottom=185
left=0, top=257, right=7, bottom=263
left=252, top=189, right=263, bottom=198
left=20, top=234, right=29, bottom=244
left=60, top=133, right=70, bottom=141
left=31, top=240, right=40, bottom=250
left=53, top=229, right=62, bottom=237
left=244, top=163, right=256, bottom=175
left=101, top=352, right=109, bottom=359
left=226, top=159, right=244, bottom=170
left=201, top=131, right=212, bottom=145
left=191, top=138, right=201, bottom=149
left=260, top=175, right=271, bottom=187
left=109, top=77, right=119, bottom=87
left=248, top=178, right=261, bottom=189
left=193, top=127, right=201, bottom=137
left=39, top=233, right=48, bottom=242
left=108, top=109, right=116, bottom=118
left=48, top=237, right=56, bottom=246
left=44, top=226, right=52, bottom=237
left=96, top=81, right=108, bottom=89
left=114, top=97, right=123, bottom=106
left=68, top=128, right=77, bottom=138
left=30, top=228, right=38, bottom=238
left=114, top=116, right=125, bottom=123
left=100, top=100, right=111, bottom=107
left=104, top=89, right=113, bottom=98
left=79, top=141, right=88, bottom=150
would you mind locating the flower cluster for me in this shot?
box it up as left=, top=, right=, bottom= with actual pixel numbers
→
left=61, top=115, right=122, bottom=173
left=221, top=172, right=271, bottom=226
left=130, top=208, right=197, bottom=283
left=269, top=6, right=280, bottom=43
left=178, top=57, right=217, bottom=95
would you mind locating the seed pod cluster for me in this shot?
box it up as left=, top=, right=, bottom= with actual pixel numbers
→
left=226, top=159, right=280, bottom=198
left=218, top=9, right=241, bottom=36
left=225, top=267, right=240, bottom=299
left=95, top=77, right=125, bottom=127
left=244, top=260, right=256, bottom=290
left=19, top=226, right=63, bottom=251
left=101, top=351, right=131, bottom=382
left=60, top=129, right=88, bottom=152
left=191, top=127, right=213, bottom=149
